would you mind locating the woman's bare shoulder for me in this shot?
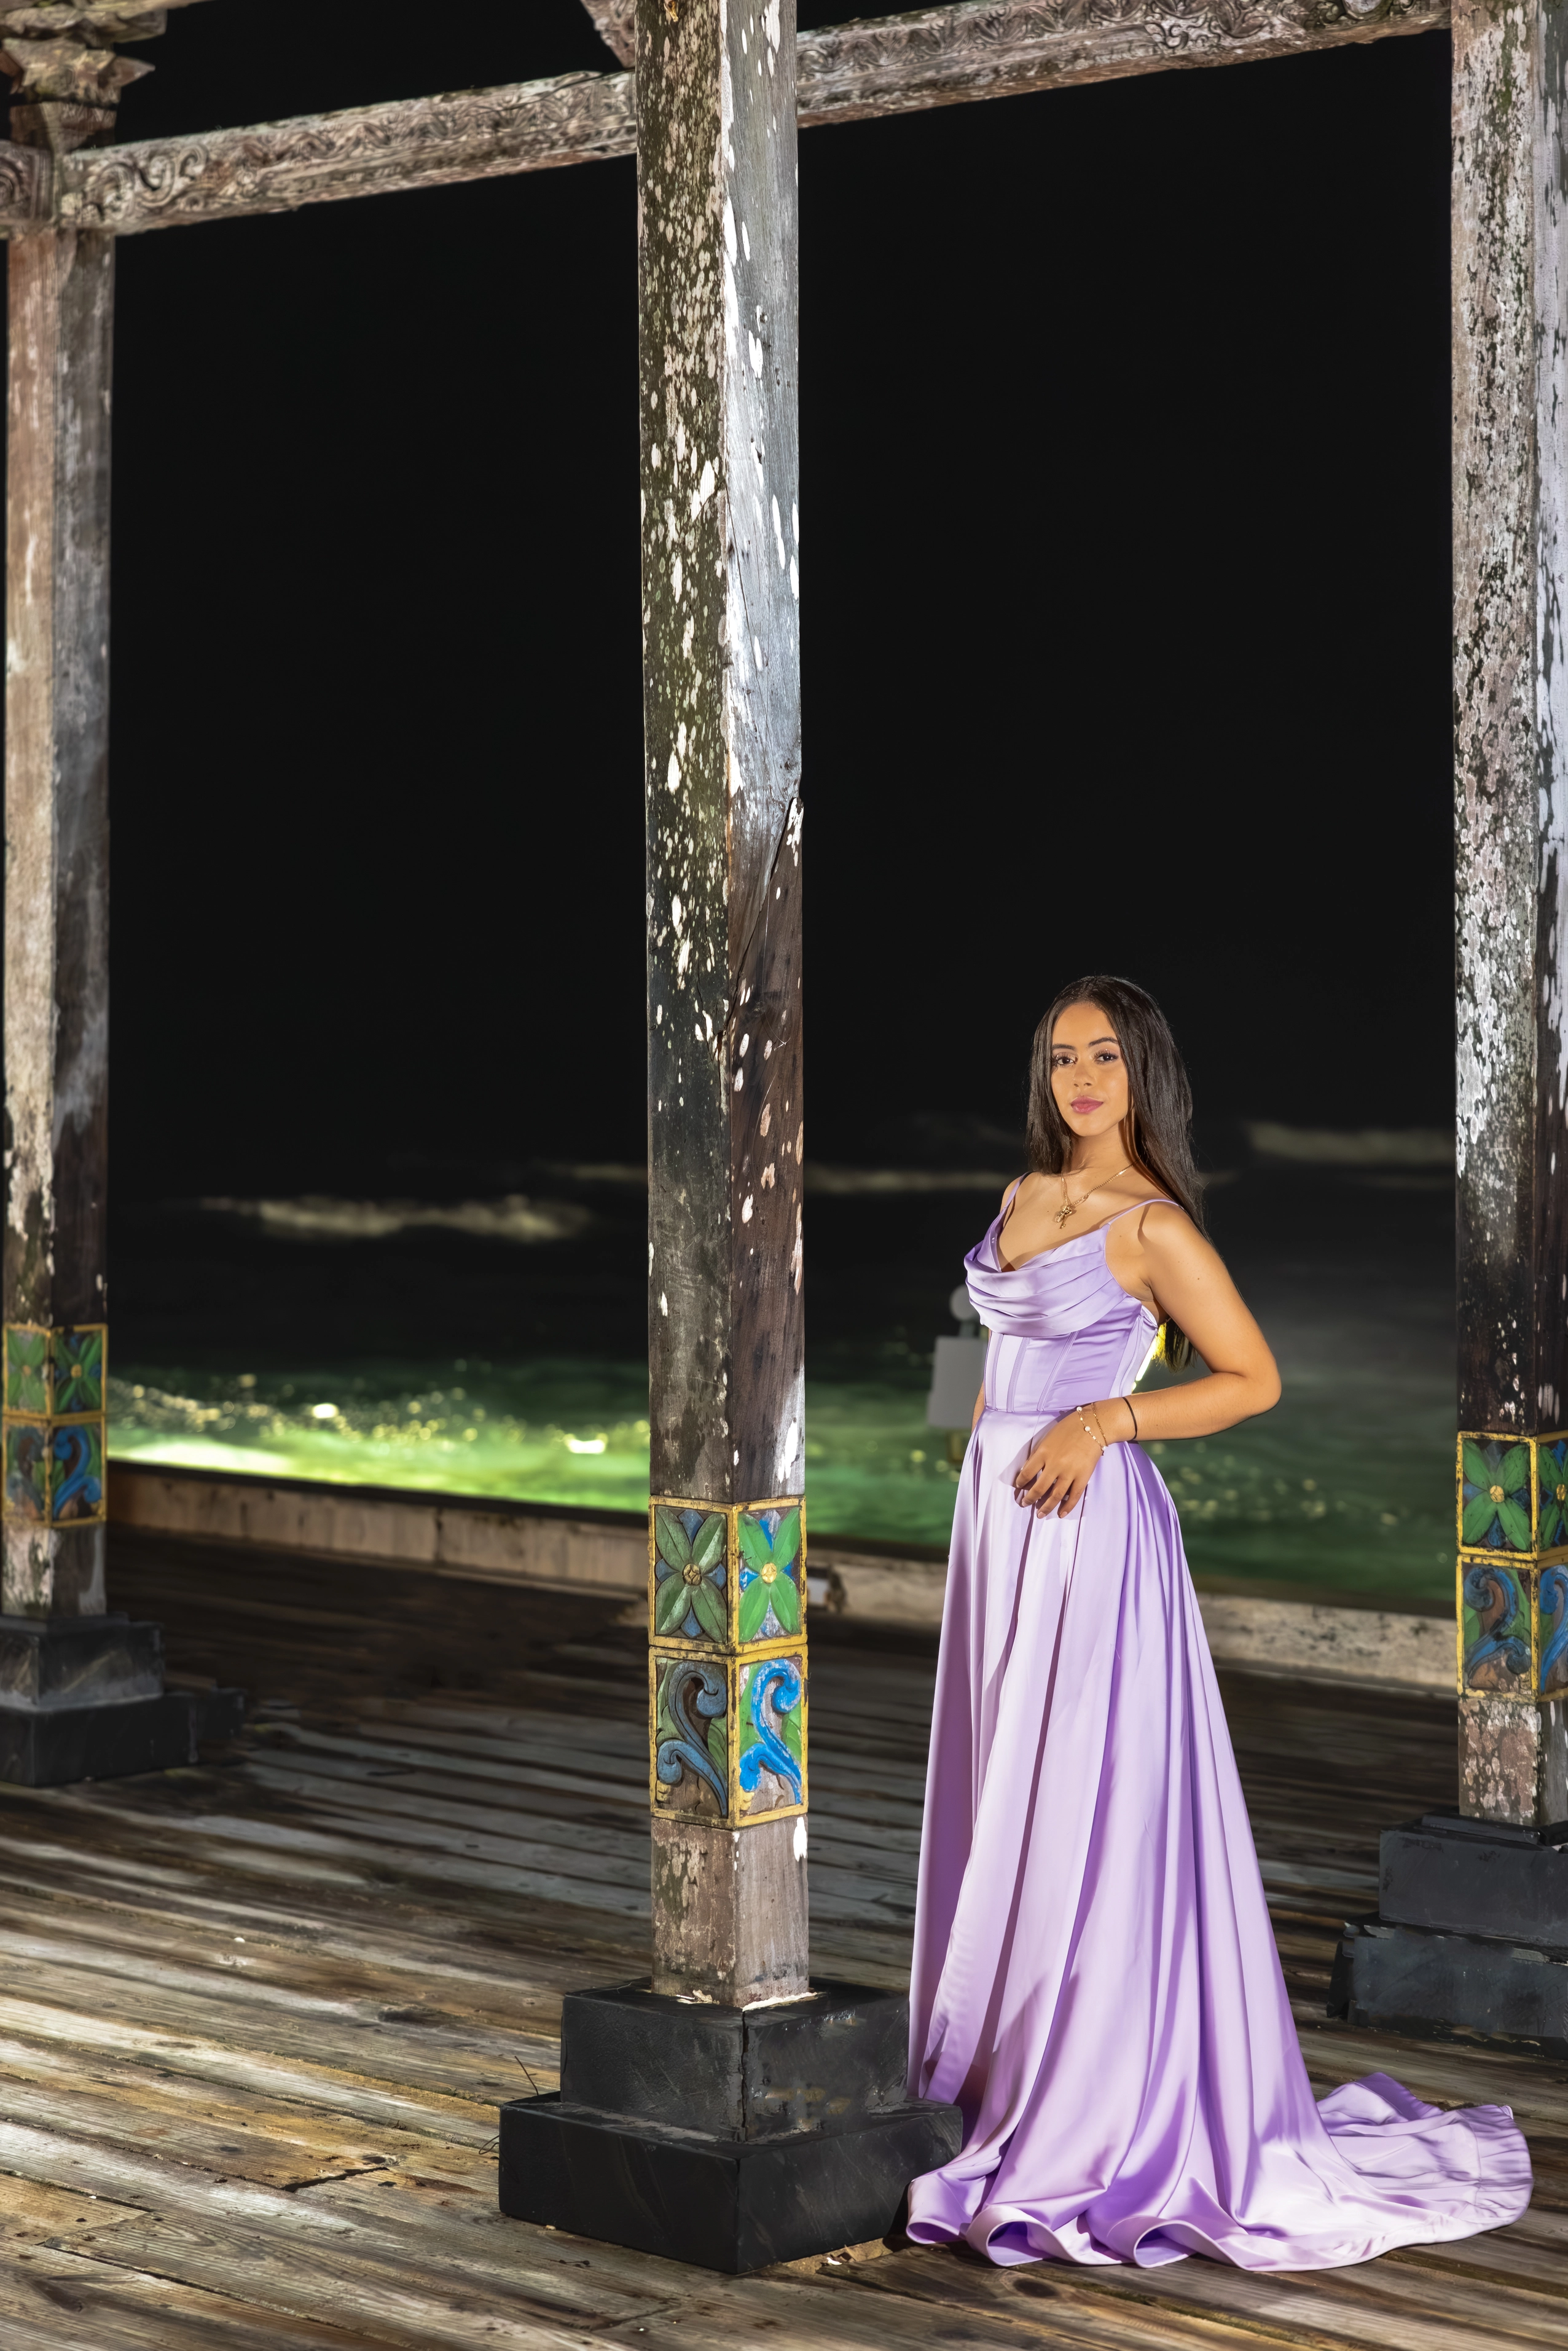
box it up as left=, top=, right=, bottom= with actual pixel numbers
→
left=1129, top=1199, right=1219, bottom=1262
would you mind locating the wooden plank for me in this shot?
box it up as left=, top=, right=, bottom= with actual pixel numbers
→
left=0, top=2030, right=517, bottom=2177
left=835, top=2242, right=1557, bottom=2351
left=0, top=2065, right=453, bottom=2196
left=0, top=2006, right=514, bottom=2149
left=34, top=0, right=1457, bottom=243
left=0, top=2169, right=142, bottom=2243
left=0, top=2247, right=388, bottom=2351
left=0, top=1992, right=511, bottom=2144
left=42, top=2213, right=680, bottom=2350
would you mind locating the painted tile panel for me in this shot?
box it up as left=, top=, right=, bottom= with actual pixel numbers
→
left=651, top=1504, right=729, bottom=1643
left=1460, top=1437, right=1534, bottom=1554
left=1540, top=1564, right=1568, bottom=1699
left=1460, top=1558, right=1532, bottom=1694
left=737, top=1504, right=802, bottom=1643
left=651, top=1651, right=729, bottom=1821
left=737, top=1649, right=805, bottom=1821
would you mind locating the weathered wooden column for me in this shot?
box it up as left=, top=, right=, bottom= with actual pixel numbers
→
left=1449, top=0, right=1568, bottom=1829
left=640, top=0, right=808, bottom=2007
left=498, top=0, right=957, bottom=2262
left=0, top=7, right=235, bottom=1781
left=4, top=133, right=117, bottom=1627
left=1342, top=0, right=1568, bottom=2041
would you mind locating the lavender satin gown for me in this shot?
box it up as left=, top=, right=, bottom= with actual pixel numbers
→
left=905, top=1195, right=1531, bottom=2270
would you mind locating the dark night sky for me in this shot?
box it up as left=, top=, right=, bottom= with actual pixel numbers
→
left=99, top=4, right=1452, bottom=1201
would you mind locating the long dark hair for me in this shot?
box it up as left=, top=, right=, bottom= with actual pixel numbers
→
left=1025, top=974, right=1205, bottom=1370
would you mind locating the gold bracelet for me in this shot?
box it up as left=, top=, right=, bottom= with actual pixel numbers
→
left=1074, top=1404, right=1105, bottom=1453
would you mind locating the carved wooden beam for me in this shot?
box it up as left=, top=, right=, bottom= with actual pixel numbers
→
left=6, top=0, right=1449, bottom=237
left=578, top=0, right=634, bottom=69
left=795, top=0, right=1449, bottom=126
left=0, top=4, right=205, bottom=28
left=59, top=71, right=637, bottom=231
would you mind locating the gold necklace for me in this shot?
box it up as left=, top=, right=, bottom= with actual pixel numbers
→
left=1056, top=1163, right=1132, bottom=1231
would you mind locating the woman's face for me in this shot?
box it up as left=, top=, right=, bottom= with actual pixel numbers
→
left=1049, top=1002, right=1131, bottom=1145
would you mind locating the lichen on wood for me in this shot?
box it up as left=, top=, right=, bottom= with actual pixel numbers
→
left=3, top=225, right=114, bottom=1618
left=1452, top=0, right=1568, bottom=1438
left=640, top=0, right=802, bottom=1510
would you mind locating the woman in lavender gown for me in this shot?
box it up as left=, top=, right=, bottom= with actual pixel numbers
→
left=906, top=975, right=1531, bottom=2270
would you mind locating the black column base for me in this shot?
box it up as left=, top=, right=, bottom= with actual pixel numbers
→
left=1336, top=1809, right=1568, bottom=2048
left=498, top=1978, right=962, bottom=2272
left=0, top=1614, right=243, bottom=1787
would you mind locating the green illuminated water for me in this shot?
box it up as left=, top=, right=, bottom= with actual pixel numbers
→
left=107, top=1170, right=1456, bottom=1599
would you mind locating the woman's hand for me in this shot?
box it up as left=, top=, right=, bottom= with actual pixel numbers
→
left=1013, top=1408, right=1108, bottom=1517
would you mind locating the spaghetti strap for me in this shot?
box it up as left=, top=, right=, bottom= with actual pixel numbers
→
left=997, top=1176, right=1027, bottom=1238
left=1099, top=1195, right=1179, bottom=1228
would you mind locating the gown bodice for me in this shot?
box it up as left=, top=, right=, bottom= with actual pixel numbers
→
left=964, top=1199, right=1161, bottom=1418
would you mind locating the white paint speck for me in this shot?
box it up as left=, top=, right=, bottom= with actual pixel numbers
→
left=793, top=1816, right=807, bottom=1861
left=742, top=1195, right=754, bottom=1223
left=660, top=1293, right=668, bottom=1317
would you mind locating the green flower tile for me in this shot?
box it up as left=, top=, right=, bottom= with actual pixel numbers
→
left=4, top=1327, right=49, bottom=1418
left=737, top=1504, right=802, bottom=1643
left=54, top=1327, right=104, bottom=1417
left=1461, top=1437, right=1534, bottom=1553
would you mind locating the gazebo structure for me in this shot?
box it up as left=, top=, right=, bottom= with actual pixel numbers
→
left=0, top=0, right=1557, bottom=2272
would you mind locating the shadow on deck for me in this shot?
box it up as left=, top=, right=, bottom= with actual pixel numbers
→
left=0, top=1528, right=1557, bottom=2349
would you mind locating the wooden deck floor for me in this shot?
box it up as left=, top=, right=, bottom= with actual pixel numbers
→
left=0, top=1529, right=1562, bottom=2349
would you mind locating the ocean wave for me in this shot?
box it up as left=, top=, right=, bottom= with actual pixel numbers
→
left=806, top=1167, right=1014, bottom=1195
left=198, top=1195, right=593, bottom=1244
left=1243, top=1123, right=1452, bottom=1169
left=544, top=1161, right=1014, bottom=1196
left=539, top=1163, right=649, bottom=1188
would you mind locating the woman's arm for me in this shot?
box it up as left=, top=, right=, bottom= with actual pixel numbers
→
left=1013, top=1206, right=1279, bottom=1517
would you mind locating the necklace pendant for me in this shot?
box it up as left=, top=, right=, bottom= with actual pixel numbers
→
left=1054, top=1201, right=1074, bottom=1229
